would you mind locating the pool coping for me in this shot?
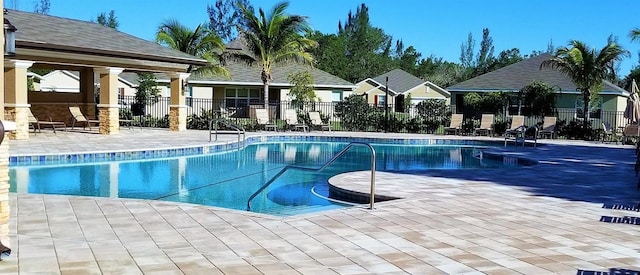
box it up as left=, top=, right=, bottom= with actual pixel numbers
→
left=9, top=134, right=535, bottom=166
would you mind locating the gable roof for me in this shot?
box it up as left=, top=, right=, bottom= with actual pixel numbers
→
left=371, top=69, right=425, bottom=94
left=187, top=60, right=355, bottom=89
left=447, top=53, right=628, bottom=96
left=5, top=9, right=207, bottom=71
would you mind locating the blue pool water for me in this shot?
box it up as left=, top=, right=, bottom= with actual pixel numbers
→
left=9, top=141, right=520, bottom=216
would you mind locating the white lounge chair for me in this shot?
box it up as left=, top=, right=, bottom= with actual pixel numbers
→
left=309, top=111, right=331, bottom=132
left=255, top=108, right=277, bottom=131
left=285, top=109, right=308, bottom=132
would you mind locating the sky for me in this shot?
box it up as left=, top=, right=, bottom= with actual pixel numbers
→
left=6, top=0, right=640, bottom=76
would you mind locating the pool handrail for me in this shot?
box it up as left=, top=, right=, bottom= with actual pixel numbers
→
left=209, top=118, right=245, bottom=145
left=246, top=141, right=376, bottom=212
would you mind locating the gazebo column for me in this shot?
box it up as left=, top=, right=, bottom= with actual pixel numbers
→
left=95, top=67, right=123, bottom=135
left=4, top=60, right=34, bottom=140
left=168, top=73, right=189, bottom=131
left=79, top=68, right=97, bottom=118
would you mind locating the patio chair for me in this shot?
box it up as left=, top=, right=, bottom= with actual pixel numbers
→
left=255, top=108, right=277, bottom=131
left=69, top=106, right=99, bottom=130
left=601, top=122, right=622, bottom=144
left=474, top=114, right=494, bottom=136
left=28, top=108, right=66, bottom=134
left=219, top=106, right=236, bottom=119
left=309, top=111, right=331, bottom=132
left=504, top=115, right=525, bottom=136
left=623, top=124, right=639, bottom=144
left=538, top=116, right=557, bottom=139
left=284, top=109, right=308, bottom=132
left=444, top=114, right=463, bottom=135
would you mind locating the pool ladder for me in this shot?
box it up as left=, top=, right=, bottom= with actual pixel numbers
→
left=246, top=142, right=376, bottom=212
left=209, top=118, right=245, bottom=145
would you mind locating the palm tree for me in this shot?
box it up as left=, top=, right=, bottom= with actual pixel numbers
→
left=540, top=40, right=628, bottom=133
left=630, top=28, right=640, bottom=42
left=156, top=19, right=228, bottom=77
left=237, top=1, right=317, bottom=109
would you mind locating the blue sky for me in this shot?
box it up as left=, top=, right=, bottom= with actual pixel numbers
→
left=6, top=0, right=640, bottom=75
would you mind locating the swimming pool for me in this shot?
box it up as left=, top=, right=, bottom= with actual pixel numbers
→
left=9, top=139, right=529, bottom=216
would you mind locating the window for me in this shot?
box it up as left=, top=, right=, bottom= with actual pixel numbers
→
left=375, top=95, right=386, bottom=107
left=575, top=97, right=601, bottom=119
left=185, top=86, right=193, bottom=107
left=331, top=90, right=343, bottom=102
left=225, top=87, right=261, bottom=108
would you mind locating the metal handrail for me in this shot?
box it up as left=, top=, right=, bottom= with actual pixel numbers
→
left=209, top=118, right=245, bottom=145
left=246, top=141, right=376, bottom=211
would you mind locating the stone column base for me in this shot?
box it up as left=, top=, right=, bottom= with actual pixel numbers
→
left=169, top=106, right=186, bottom=131
left=98, top=106, right=120, bottom=135
left=5, top=107, right=29, bottom=140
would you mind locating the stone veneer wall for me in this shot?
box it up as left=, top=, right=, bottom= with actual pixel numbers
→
left=30, top=103, right=97, bottom=126
left=4, top=107, right=28, bottom=139
left=98, top=107, right=119, bottom=135
left=169, top=107, right=186, bottom=131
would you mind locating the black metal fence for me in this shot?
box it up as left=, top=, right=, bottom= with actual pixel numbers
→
left=117, top=96, right=627, bottom=136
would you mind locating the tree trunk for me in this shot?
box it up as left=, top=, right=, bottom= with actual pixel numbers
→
left=583, top=92, right=590, bottom=138
left=261, top=69, right=270, bottom=110
left=263, top=82, right=269, bottom=110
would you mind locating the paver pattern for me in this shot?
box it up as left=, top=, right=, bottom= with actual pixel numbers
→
left=1, top=129, right=639, bottom=274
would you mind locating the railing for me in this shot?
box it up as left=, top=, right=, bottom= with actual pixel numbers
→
left=246, top=142, right=376, bottom=212
left=209, top=119, right=245, bottom=145
left=117, top=96, right=628, bottom=135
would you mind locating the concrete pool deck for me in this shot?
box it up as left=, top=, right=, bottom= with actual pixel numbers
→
left=2, top=129, right=640, bottom=274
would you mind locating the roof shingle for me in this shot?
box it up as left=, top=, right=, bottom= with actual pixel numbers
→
left=446, top=53, right=627, bottom=95
left=6, top=9, right=206, bottom=66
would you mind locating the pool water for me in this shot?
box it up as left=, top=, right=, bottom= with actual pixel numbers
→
left=9, top=142, right=513, bottom=216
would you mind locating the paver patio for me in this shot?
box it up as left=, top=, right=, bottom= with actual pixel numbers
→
left=1, top=129, right=639, bottom=274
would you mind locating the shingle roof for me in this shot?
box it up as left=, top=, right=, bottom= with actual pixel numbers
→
left=6, top=9, right=206, bottom=66
left=446, top=53, right=627, bottom=95
left=371, top=69, right=424, bottom=93
left=188, top=61, right=354, bottom=88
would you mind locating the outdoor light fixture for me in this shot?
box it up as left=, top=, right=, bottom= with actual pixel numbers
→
left=3, top=9, right=16, bottom=57
left=181, top=79, right=189, bottom=96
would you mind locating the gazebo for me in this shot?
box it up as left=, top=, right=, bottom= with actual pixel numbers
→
left=3, top=9, right=207, bottom=140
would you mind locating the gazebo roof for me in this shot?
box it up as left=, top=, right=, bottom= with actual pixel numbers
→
left=5, top=9, right=207, bottom=72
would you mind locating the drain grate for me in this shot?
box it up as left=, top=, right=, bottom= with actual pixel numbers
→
left=602, top=203, right=640, bottom=212
left=599, top=215, right=640, bottom=225
left=577, top=268, right=640, bottom=275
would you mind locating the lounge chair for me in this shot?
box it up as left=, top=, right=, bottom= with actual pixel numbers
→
left=219, top=106, right=236, bottom=119
left=309, top=111, right=331, bottom=132
left=474, top=114, right=494, bottom=136
left=69, top=106, right=99, bottom=130
left=504, top=115, right=532, bottom=146
left=601, top=122, right=622, bottom=144
left=28, top=108, right=66, bottom=134
left=255, top=108, right=277, bottom=131
left=444, top=114, right=463, bottom=135
left=538, top=116, right=557, bottom=139
left=285, top=109, right=308, bottom=132
left=623, top=124, right=639, bottom=144
left=505, top=115, right=525, bottom=136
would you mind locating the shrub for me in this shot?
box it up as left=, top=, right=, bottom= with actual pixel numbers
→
left=334, top=95, right=371, bottom=131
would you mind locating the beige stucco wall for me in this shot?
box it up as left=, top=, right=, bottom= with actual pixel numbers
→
left=40, top=71, right=79, bottom=92
left=405, top=84, right=451, bottom=105
left=190, top=86, right=214, bottom=99
left=354, top=81, right=379, bottom=95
